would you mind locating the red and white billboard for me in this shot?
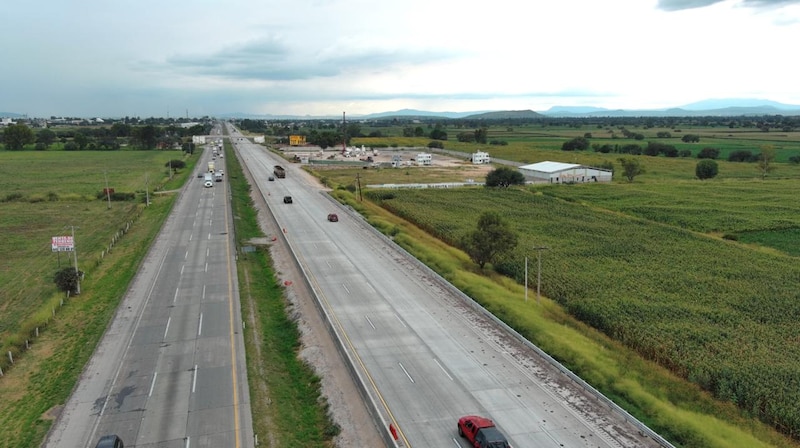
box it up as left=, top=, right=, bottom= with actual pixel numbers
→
left=52, top=236, right=75, bottom=252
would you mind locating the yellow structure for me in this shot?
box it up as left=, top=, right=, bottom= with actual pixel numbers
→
left=289, top=135, right=306, bottom=146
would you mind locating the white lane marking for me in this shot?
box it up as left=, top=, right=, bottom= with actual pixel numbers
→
left=189, top=232, right=193, bottom=241
left=326, top=260, right=332, bottom=269
left=185, top=437, right=191, bottom=448
left=204, top=262, right=208, bottom=273
left=202, top=285, right=206, bottom=300
left=173, top=288, right=179, bottom=303
left=394, top=313, right=407, bottom=328
left=365, top=316, right=376, bottom=330
left=192, top=365, right=198, bottom=393
left=164, top=317, right=171, bottom=338
left=206, top=247, right=210, bottom=257
left=450, top=438, right=461, bottom=447
left=434, top=358, right=454, bottom=381
left=398, top=362, right=415, bottom=383
left=342, top=284, right=350, bottom=294
left=198, top=313, right=203, bottom=336
left=184, top=250, right=189, bottom=260
left=180, top=265, right=185, bottom=275
left=148, top=372, right=157, bottom=397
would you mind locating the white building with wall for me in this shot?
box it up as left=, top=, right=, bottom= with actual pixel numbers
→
left=471, top=151, right=491, bottom=164
left=416, top=153, right=432, bottom=165
left=519, top=161, right=612, bottom=184
left=192, top=135, right=206, bottom=144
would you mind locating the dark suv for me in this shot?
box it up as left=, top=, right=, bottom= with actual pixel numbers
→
left=95, top=434, right=124, bottom=448
left=283, top=196, right=293, bottom=204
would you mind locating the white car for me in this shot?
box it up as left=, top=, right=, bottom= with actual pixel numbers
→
left=204, top=180, right=213, bottom=188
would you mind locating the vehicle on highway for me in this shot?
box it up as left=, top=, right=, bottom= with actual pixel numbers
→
left=95, top=434, right=124, bottom=448
left=268, top=176, right=275, bottom=181
left=283, top=196, right=293, bottom=204
left=274, top=165, right=286, bottom=178
left=458, top=415, right=511, bottom=448
left=327, top=213, right=338, bottom=222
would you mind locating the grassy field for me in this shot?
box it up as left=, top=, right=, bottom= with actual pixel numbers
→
left=0, top=150, right=190, bottom=354
left=0, top=148, right=193, bottom=447
left=311, top=128, right=800, bottom=447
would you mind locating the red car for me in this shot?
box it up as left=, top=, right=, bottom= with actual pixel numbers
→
left=458, top=415, right=511, bottom=448
left=327, top=213, right=339, bottom=222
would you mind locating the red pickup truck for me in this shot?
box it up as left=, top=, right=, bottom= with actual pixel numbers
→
left=457, top=415, right=512, bottom=448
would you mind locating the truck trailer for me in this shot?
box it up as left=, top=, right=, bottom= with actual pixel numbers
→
left=273, top=165, right=286, bottom=178
left=208, top=161, right=215, bottom=173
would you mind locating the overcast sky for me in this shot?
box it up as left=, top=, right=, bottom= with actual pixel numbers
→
left=2, top=0, right=799, bottom=118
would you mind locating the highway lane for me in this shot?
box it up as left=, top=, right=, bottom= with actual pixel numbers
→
left=229, top=124, right=661, bottom=448
left=46, top=128, right=253, bottom=448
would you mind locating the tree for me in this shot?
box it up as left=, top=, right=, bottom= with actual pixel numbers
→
left=618, top=157, right=645, bottom=182
left=757, top=144, right=776, bottom=179
left=681, top=134, right=700, bottom=143
left=165, top=160, right=186, bottom=171
left=54, top=267, right=83, bottom=295
left=474, top=127, right=488, bottom=144
left=561, top=137, right=590, bottom=151
left=696, top=160, right=719, bottom=180
left=3, top=124, right=35, bottom=150
left=697, top=147, right=720, bottom=159
left=485, top=167, right=526, bottom=188
left=36, top=128, right=56, bottom=148
left=462, top=212, right=518, bottom=269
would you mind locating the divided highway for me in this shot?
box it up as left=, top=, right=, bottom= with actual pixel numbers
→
left=229, top=124, right=664, bottom=448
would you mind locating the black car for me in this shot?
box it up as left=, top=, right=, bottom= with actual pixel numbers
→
left=283, top=196, right=293, bottom=204
left=95, top=434, right=124, bottom=448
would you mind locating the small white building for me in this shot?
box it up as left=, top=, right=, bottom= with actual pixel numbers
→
left=0, top=118, right=16, bottom=127
left=471, top=151, right=491, bottom=164
left=416, top=153, right=432, bottom=165
left=253, top=136, right=265, bottom=143
left=192, top=135, right=206, bottom=144
left=519, top=161, right=612, bottom=184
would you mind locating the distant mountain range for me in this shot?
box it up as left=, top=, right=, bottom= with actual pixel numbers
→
left=5, top=99, right=800, bottom=121
left=218, top=99, right=800, bottom=120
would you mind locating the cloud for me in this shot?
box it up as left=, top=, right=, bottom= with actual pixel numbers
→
left=153, top=35, right=458, bottom=83
left=657, top=0, right=800, bottom=11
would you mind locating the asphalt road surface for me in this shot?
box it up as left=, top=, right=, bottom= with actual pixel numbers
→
left=45, top=126, right=253, bottom=448
left=230, top=124, right=664, bottom=448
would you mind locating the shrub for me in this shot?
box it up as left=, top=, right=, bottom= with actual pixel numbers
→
left=696, top=160, right=719, bottom=180
left=427, top=140, right=444, bottom=149
left=728, top=150, right=754, bottom=162
left=697, top=147, right=720, bottom=159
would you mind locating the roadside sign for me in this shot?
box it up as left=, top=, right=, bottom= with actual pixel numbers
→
left=52, top=236, right=74, bottom=252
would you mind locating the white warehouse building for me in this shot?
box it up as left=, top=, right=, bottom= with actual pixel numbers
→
left=519, top=161, right=612, bottom=184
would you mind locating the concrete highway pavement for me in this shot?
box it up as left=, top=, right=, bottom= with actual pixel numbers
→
left=230, top=125, right=661, bottom=448
left=45, top=130, right=253, bottom=448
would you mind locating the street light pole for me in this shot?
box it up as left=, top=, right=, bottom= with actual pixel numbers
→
left=533, top=246, right=549, bottom=304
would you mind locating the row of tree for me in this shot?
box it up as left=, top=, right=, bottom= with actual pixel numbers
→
left=1, top=123, right=211, bottom=151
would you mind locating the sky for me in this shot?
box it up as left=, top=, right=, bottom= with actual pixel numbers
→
left=2, top=0, right=799, bottom=118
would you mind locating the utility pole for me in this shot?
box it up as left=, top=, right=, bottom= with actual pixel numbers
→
left=145, top=172, right=150, bottom=206
left=104, top=170, right=111, bottom=209
left=69, top=225, right=81, bottom=295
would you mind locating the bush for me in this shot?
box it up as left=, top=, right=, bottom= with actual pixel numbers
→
left=697, top=147, right=720, bottom=159
left=696, top=160, right=719, bottom=180
left=728, top=150, right=754, bottom=162
left=789, top=155, right=800, bottom=165
left=427, top=140, right=444, bottom=149
left=53, top=267, right=83, bottom=294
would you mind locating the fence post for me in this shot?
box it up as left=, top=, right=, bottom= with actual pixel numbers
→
left=8, top=351, right=13, bottom=364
